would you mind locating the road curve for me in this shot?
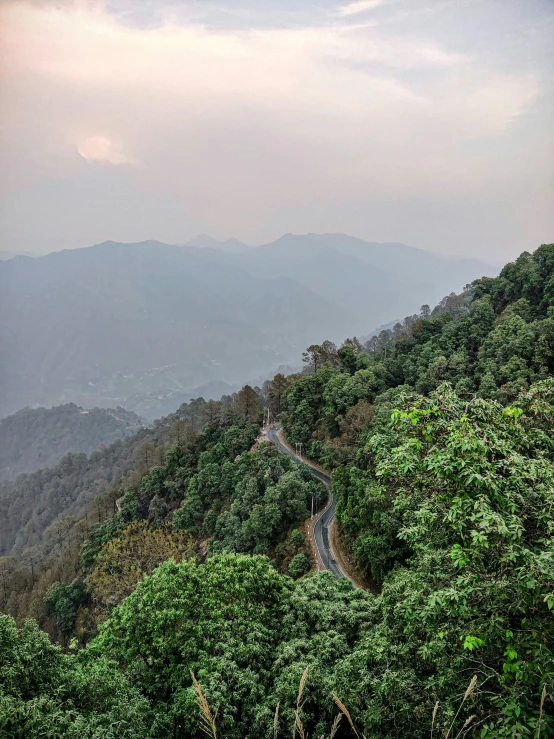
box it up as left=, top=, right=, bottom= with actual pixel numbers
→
left=267, top=425, right=350, bottom=582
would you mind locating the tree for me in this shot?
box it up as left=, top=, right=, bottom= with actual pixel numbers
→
left=290, top=529, right=304, bottom=547
left=45, top=579, right=87, bottom=638
left=135, top=442, right=156, bottom=472
left=337, top=345, right=357, bottom=375
left=87, top=521, right=192, bottom=609
left=0, top=615, right=152, bottom=738
left=147, top=494, right=167, bottom=525
left=338, top=400, right=375, bottom=445
left=92, top=555, right=294, bottom=738
left=321, top=339, right=339, bottom=365
left=187, top=398, right=207, bottom=431
left=341, top=337, right=363, bottom=354
left=301, top=342, right=338, bottom=374
left=288, top=553, right=310, bottom=578
left=236, top=385, right=261, bottom=421
left=268, top=373, right=289, bottom=418
left=420, top=304, right=431, bottom=319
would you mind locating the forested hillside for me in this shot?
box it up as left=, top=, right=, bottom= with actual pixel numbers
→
left=0, top=404, right=143, bottom=480
left=0, top=388, right=321, bottom=643
left=0, top=396, right=250, bottom=560
left=281, top=246, right=554, bottom=577
left=1, top=245, right=552, bottom=738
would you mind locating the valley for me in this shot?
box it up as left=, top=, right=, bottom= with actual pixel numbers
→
left=1, top=244, right=552, bottom=738
left=0, top=234, right=496, bottom=419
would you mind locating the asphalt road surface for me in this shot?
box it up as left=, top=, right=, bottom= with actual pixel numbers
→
left=267, top=425, right=346, bottom=579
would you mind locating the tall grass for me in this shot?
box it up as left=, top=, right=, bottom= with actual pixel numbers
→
left=190, top=670, right=218, bottom=739
left=190, top=669, right=501, bottom=739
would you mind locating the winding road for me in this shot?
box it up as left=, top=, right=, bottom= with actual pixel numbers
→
left=267, top=425, right=352, bottom=582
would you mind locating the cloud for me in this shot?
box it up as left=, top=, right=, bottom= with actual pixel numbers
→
left=0, top=0, right=550, bottom=258
left=77, top=135, right=133, bottom=164
left=0, top=1, right=540, bottom=156
left=337, top=0, right=384, bottom=18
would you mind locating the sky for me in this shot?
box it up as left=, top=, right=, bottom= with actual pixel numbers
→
left=0, top=0, right=552, bottom=260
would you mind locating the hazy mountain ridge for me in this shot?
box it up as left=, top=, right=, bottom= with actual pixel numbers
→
left=190, top=232, right=498, bottom=333
left=0, top=234, right=497, bottom=418
left=0, top=403, right=144, bottom=480
left=0, top=250, right=36, bottom=261
left=0, top=395, right=230, bottom=560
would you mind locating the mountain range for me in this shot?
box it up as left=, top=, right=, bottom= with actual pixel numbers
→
left=0, top=403, right=143, bottom=480
left=0, top=233, right=498, bottom=418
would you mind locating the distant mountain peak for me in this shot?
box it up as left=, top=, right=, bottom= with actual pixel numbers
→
left=184, top=235, right=250, bottom=252
left=186, top=234, right=220, bottom=248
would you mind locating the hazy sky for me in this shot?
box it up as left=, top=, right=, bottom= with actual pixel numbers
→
left=0, top=0, right=552, bottom=259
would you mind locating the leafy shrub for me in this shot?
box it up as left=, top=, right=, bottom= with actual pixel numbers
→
left=290, top=529, right=304, bottom=547
left=288, top=553, right=311, bottom=579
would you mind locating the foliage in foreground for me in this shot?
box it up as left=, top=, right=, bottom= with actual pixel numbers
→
left=0, top=615, right=151, bottom=738
left=3, top=382, right=553, bottom=737
left=333, top=381, right=554, bottom=737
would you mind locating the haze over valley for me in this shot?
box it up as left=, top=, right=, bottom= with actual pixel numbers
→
left=0, top=233, right=496, bottom=418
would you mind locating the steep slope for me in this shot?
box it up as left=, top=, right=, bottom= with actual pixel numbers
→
left=281, top=244, right=554, bottom=564
left=0, top=404, right=143, bottom=480
left=0, top=396, right=211, bottom=558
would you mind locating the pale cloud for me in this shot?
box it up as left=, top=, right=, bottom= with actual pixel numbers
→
left=0, top=1, right=530, bottom=132
left=337, top=0, right=385, bottom=18
left=0, top=0, right=551, bottom=258
left=77, top=135, right=133, bottom=164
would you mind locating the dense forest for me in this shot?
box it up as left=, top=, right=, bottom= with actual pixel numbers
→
left=0, top=395, right=273, bottom=562
left=1, top=245, right=553, bottom=738
left=0, top=403, right=143, bottom=479
left=0, top=398, right=200, bottom=560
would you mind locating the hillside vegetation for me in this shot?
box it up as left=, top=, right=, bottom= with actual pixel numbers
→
left=0, top=245, right=552, bottom=739
left=0, top=403, right=142, bottom=480
left=0, top=396, right=247, bottom=559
